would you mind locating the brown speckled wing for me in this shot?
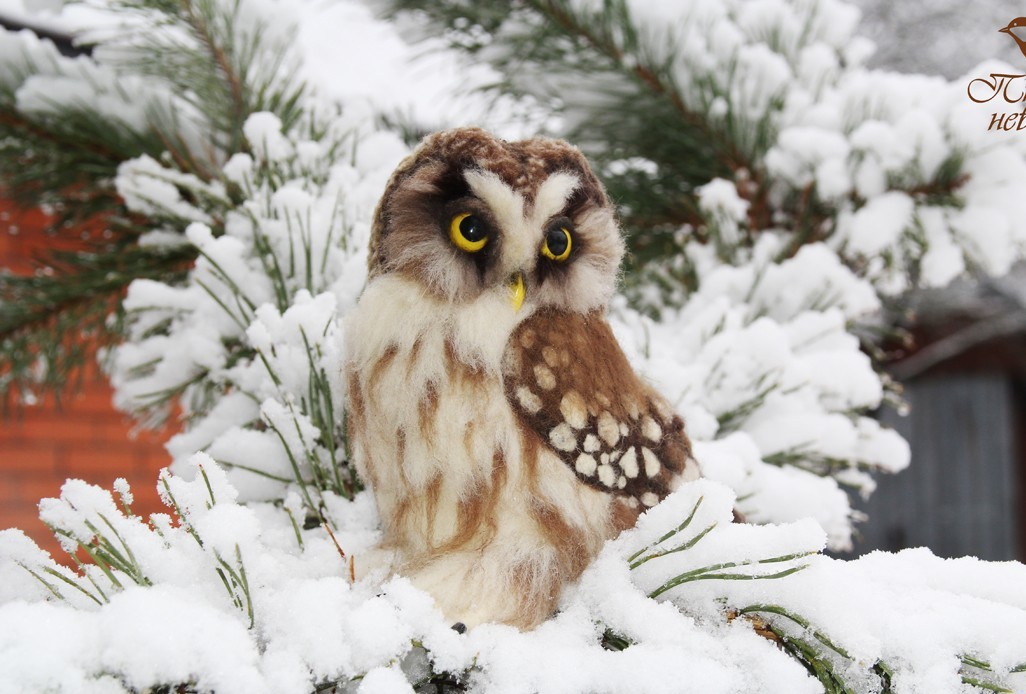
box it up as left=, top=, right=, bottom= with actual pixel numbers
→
left=503, top=309, right=695, bottom=509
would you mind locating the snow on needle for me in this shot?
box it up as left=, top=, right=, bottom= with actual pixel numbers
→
left=627, top=495, right=705, bottom=567
left=263, top=412, right=320, bottom=513
left=159, top=474, right=203, bottom=546
left=198, top=463, right=217, bottom=507
left=87, top=514, right=149, bottom=586
left=283, top=505, right=304, bottom=550
left=47, top=523, right=124, bottom=592
left=959, top=656, right=1021, bottom=694
left=648, top=552, right=816, bottom=599
left=738, top=604, right=851, bottom=660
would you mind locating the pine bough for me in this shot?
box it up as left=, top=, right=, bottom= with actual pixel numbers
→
left=1, top=0, right=1025, bottom=692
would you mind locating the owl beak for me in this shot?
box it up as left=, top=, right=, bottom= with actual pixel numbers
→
left=507, top=272, right=526, bottom=312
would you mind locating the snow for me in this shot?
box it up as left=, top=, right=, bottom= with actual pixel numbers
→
left=4, top=476, right=1024, bottom=693
left=698, top=179, right=750, bottom=245
left=840, top=191, right=915, bottom=257
left=293, top=0, right=540, bottom=138
left=765, top=127, right=851, bottom=191
left=117, top=157, right=222, bottom=224
left=606, top=233, right=900, bottom=547
left=107, top=105, right=401, bottom=500
left=1, top=0, right=1026, bottom=691
left=357, top=666, right=416, bottom=694
left=243, top=112, right=293, bottom=162
left=917, top=206, right=966, bottom=287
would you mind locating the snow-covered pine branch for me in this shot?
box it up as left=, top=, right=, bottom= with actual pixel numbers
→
left=2, top=470, right=1024, bottom=692
left=110, top=105, right=407, bottom=519
left=0, top=0, right=311, bottom=408
left=1, top=0, right=1025, bottom=692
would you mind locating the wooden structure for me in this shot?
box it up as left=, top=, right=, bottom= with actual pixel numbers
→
left=856, top=273, right=1026, bottom=561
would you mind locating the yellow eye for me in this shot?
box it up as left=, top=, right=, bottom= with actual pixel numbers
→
left=449, top=212, right=487, bottom=252
left=541, top=226, right=572, bottom=261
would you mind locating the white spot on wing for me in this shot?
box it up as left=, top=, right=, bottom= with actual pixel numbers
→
left=642, top=447, right=661, bottom=478
left=598, top=463, right=616, bottom=487
left=652, top=399, right=672, bottom=420
left=560, top=391, right=588, bottom=429
left=642, top=416, right=662, bottom=441
left=534, top=364, right=556, bottom=390
left=621, top=448, right=639, bottom=478
left=542, top=346, right=559, bottom=368
left=516, top=386, right=542, bottom=413
left=681, top=457, right=702, bottom=483
left=583, top=434, right=601, bottom=453
left=641, top=492, right=659, bottom=507
left=549, top=423, right=576, bottom=452
left=598, top=411, right=619, bottom=446
left=575, top=453, right=597, bottom=476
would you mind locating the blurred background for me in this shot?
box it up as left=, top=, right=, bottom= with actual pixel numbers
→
left=847, top=1, right=1026, bottom=562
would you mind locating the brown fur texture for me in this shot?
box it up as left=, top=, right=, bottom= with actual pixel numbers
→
left=345, top=127, right=698, bottom=630
left=367, top=128, right=621, bottom=315
left=369, top=127, right=609, bottom=278
left=504, top=309, right=695, bottom=509
left=345, top=280, right=614, bottom=627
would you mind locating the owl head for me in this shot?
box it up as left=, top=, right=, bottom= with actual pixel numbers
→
left=368, top=128, right=625, bottom=315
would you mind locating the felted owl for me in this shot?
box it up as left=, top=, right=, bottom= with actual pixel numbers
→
left=344, top=127, right=700, bottom=630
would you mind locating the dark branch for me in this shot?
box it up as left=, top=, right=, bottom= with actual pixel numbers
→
left=0, top=12, right=92, bottom=57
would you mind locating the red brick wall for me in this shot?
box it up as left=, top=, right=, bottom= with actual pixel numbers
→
left=0, top=201, right=173, bottom=560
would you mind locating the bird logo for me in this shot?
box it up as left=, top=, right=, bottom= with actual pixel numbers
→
left=966, top=19, right=1026, bottom=113
left=1000, top=18, right=1026, bottom=61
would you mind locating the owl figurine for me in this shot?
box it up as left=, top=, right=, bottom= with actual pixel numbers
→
left=344, top=127, right=699, bottom=629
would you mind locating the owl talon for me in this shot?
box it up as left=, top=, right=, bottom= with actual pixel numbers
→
left=451, top=622, right=467, bottom=634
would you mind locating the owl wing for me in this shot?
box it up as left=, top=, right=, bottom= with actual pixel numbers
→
left=503, top=309, right=698, bottom=509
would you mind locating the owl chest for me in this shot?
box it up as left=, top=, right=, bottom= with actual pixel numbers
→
left=351, top=334, right=522, bottom=552
left=346, top=277, right=525, bottom=549
left=361, top=335, right=513, bottom=480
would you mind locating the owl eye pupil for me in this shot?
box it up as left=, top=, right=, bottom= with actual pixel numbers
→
left=459, top=215, right=485, bottom=243
left=541, top=226, right=572, bottom=262
left=449, top=212, right=488, bottom=252
left=546, top=228, right=569, bottom=256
